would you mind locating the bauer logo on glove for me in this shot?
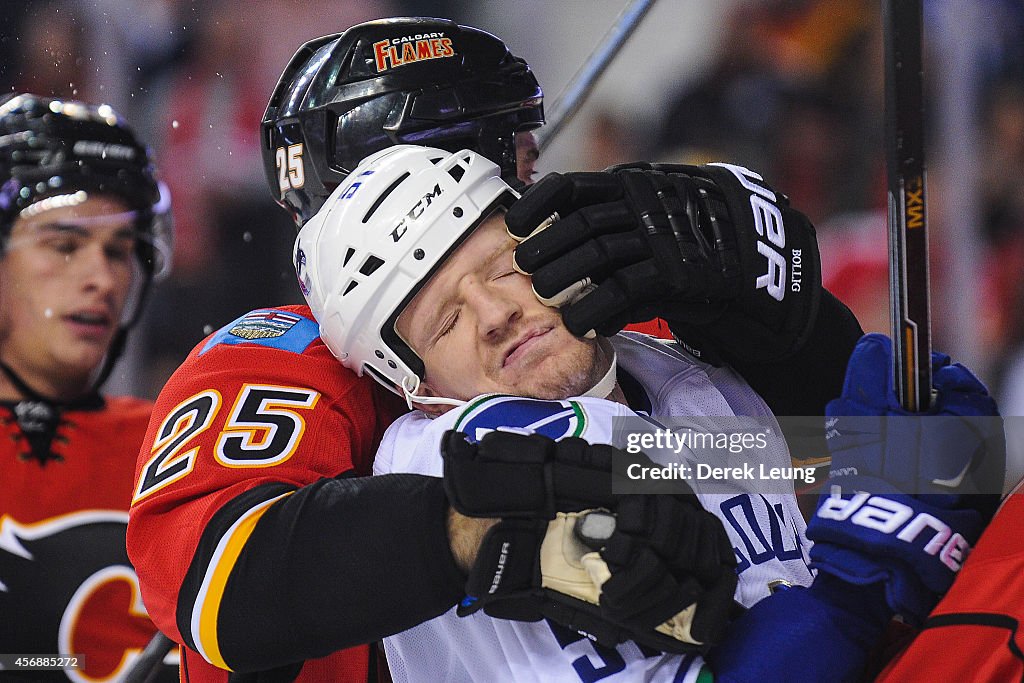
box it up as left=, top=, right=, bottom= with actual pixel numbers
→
left=807, top=333, right=1005, bottom=624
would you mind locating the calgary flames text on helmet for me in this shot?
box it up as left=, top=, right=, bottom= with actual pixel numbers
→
left=373, top=33, right=456, bottom=72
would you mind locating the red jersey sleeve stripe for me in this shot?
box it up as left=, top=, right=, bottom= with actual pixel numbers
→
left=174, top=483, right=297, bottom=669
left=189, top=490, right=293, bottom=670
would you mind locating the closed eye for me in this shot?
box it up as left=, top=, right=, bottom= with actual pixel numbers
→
left=438, top=309, right=460, bottom=339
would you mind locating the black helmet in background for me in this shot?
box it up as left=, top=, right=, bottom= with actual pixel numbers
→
left=0, top=93, right=173, bottom=387
left=0, top=93, right=173, bottom=281
left=261, top=17, right=544, bottom=227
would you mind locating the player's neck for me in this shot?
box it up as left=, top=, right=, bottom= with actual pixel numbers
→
left=0, top=373, right=18, bottom=402
left=0, top=357, right=89, bottom=403
left=606, top=383, right=627, bottom=406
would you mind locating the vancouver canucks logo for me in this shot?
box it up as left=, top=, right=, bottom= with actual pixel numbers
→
left=453, top=395, right=587, bottom=444
left=295, top=247, right=310, bottom=297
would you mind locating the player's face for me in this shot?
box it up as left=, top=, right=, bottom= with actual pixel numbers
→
left=0, top=195, right=138, bottom=397
left=516, top=131, right=540, bottom=185
left=397, top=212, right=611, bottom=404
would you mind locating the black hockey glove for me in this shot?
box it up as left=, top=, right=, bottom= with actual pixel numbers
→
left=442, top=430, right=739, bottom=654
left=506, top=162, right=822, bottom=364
left=443, top=429, right=626, bottom=517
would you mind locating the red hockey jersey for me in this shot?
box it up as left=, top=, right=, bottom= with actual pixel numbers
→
left=876, top=491, right=1024, bottom=681
left=128, top=305, right=406, bottom=682
left=1, top=394, right=177, bottom=682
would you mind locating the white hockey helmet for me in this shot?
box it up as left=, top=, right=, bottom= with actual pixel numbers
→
left=294, top=144, right=518, bottom=404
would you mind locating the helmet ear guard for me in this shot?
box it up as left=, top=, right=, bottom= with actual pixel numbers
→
left=263, top=17, right=542, bottom=228
left=294, top=145, right=518, bottom=406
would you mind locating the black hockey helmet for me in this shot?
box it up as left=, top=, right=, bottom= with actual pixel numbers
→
left=0, top=93, right=174, bottom=389
left=0, top=93, right=173, bottom=282
left=261, top=17, right=544, bottom=227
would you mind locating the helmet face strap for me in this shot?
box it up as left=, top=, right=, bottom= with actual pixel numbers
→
left=399, top=375, right=467, bottom=411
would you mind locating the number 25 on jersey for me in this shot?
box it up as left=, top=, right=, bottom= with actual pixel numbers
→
left=133, top=384, right=319, bottom=502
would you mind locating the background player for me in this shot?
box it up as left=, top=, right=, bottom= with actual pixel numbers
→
left=0, top=93, right=176, bottom=682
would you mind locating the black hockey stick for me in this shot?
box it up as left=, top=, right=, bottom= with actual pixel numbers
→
left=883, top=0, right=932, bottom=411
left=124, top=631, right=176, bottom=683
left=535, top=0, right=658, bottom=150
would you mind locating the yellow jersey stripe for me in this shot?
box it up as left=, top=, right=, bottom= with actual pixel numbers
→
left=191, top=491, right=293, bottom=670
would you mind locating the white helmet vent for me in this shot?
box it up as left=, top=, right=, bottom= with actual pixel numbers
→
left=362, top=172, right=410, bottom=223
left=358, top=255, right=385, bottom=276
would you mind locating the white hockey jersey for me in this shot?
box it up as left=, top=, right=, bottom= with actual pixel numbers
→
left=374, top=332, right=813, bottom=682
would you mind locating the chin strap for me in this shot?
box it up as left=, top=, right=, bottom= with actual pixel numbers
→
left=401, top=375, right=467, bottom=411
left=582, top=337, right=618, bottom=399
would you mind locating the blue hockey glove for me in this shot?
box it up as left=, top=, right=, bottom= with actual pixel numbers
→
left=806, top=333, right=1005, bottom=624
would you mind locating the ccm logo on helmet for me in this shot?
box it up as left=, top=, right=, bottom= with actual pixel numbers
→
left=373, top=34, right=455, bottom=72
left=712, top=163, right=791, bottom=302
left=817, top=490, right=971, bottom=572
left=391, top=184, right=443, bottom=243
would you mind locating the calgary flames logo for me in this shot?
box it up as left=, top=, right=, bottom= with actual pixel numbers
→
left=372, top=33, right=455, bottom=72
left=0, top=512, right=178, bottom=682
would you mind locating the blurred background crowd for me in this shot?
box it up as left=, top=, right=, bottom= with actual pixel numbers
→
left=1, top=0, right=1023, bottom=430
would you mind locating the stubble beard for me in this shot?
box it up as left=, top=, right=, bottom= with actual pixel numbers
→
left=514, top=338, right=608, bottom=400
